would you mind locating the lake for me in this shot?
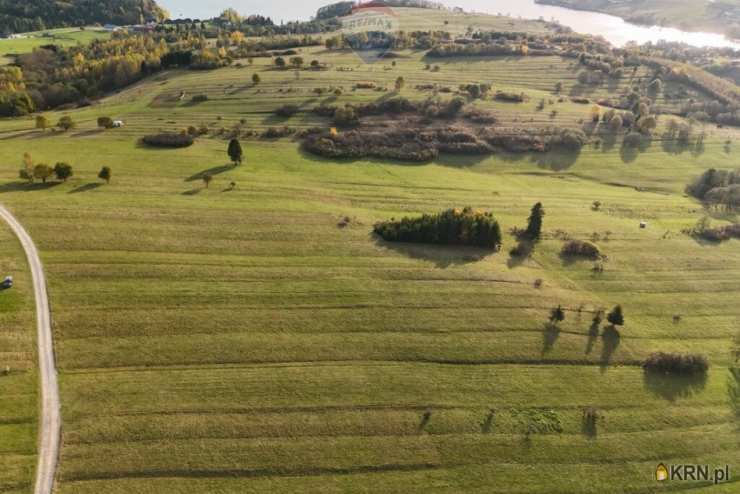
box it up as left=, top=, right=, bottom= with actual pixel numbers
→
left=157, top=0, right=740, bottom=49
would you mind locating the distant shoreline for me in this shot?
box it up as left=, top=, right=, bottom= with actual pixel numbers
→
left=535, top=0, right=740, bottom=41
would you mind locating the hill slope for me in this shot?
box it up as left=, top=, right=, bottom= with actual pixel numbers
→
left=0, top=0, right=168, bottom=35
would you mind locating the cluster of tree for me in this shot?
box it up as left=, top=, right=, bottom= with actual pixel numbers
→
left=510, top=202, right=545, bottom=258
left=481, top=128, right=587, bottom=153
left=561, top=240, right=601, bottom=259
left=316, top=96, right=466, bottom=128
left=693, top=220, right=740, bottom=243
left=0, top=30, right=237, bottom=115
left=0, top=0, right=167, bottom=35
left=373, top=207, right=502, bottom=249
left=18, top=153, right=112, bottom=184
left=141, top=133, right=194, bottom=148
left=686, top=168, right=740, bottom=209
left=643, top=352, right=709, bottom=376
left=316, top=0, right=443, bottom=20
left=324, top=30, right=451, bottom=51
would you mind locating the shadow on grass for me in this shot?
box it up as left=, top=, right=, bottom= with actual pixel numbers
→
left=599, top=325, right=621, bottom=371
left=70, top=128, right=104, bottom=138
left=481, top=409, right=495, bottom=433
left=541, top=323, right=561, bottom=355
left=69, top=183, right=103, bottom=194
left=417, top=410, right=432, bottom=432
left=585, top=322, right=600, bottom=355
left=182, top=188, right=202, bottom=196
left=644, top=371, right=708, bottom=402
left=0, top=181, right=61, bottom=194
left=373, top=236, right=495, bottom=268
left=185, top=165, right=234, bottom=182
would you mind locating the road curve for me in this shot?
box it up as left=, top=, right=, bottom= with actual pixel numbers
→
left=0, top=206, right=60, bottom=494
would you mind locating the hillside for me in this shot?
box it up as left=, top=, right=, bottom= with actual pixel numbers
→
left=537, top=0, right=740, bottom=38
left=0, top=0, right=168, bottom=35
left=0, top=6, right=738, bottom=494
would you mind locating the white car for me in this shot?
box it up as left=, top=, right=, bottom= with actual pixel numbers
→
left=1, top=276, right=12, bottom=289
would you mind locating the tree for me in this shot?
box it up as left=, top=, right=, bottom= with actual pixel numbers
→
left=394, top=76, right=405, bottom=92
left=525, top=202, right=545, bottom=240
left=35, top=115, right=49, bottom=132
left=202, top=173, right=213, bottom=188
left=227, top=139, right=243, bottom=165
left=53, top=162, right=73, bottom=182
left=607, top=305, right=624, bottom=326
left=252, top=73, right=261, bottom=85
left=274, top=57, right=286, bottom=68
left=97, top=116, right=114, bottom=129
left=33, top=164, right=53, bottom=183
left=57, top=116, right=75, bottom=131
left=549, top=305, right=565, bottom=324
left=290, top=56, right=304, bottom=68
left=98, top=166, right=112, bottom=184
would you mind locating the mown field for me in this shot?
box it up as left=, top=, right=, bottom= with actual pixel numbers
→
left=0, top=215, right=37, bottom=494
left=0, top=8, right=738, bottom=494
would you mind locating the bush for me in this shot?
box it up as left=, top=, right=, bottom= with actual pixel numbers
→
left=374, top=207, right=502, bottom=249
left=643, top=352, right=709, bottom=375
left=275, top=104, right=299, bottom=117
left=561, top=240, right=601, bottom=259
left=97, top=116, right=114, bottom=129
left=191, top=94, right=209, bottom=103
left=141, top=133, right=194, bottom=148
left=261, top=126, right=294, bottom=139
left=494, top=91, right=525, bottom=103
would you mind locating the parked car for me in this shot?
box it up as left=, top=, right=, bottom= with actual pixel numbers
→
left=1, top=276, right=13, bottom=289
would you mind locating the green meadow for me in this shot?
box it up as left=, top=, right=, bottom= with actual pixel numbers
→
left=0, top=27, right=110, bottom=64
left=0, top=211, right=37, bottom=494
left=0, top=8, right=738, bottom=494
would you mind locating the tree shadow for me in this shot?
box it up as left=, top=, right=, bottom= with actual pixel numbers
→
left=417, top=410, right=432, bottom=432
left=599, top=325, right=621, bottom=371
left=620, top=144, right=639, bottom=163
left=185, top=165, right=234, bottom=182
left=601, top=133, right=618, bottom=152
left=534, top=148, right=581, bottom=171
left=69, top=183, right=102, bottom=194
left=581, top=408, right=599, bottom=439
left=643, top=371, right=708, bottom=402
left=181, top=188, right=202, bottom=196
left=71, top=128, right=104, bottom=138
left=541, top=323, right=561, bottom=355
left=0, top=181, right=60, bottom=194
left=481, top=409, right=495, bottom=433
left=373, top=236, right=495, bottom=268
left=585, top=322, right=600, bottom=355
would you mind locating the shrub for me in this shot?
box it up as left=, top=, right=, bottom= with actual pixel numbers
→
left=141, top=133, right=194, bottom=148
left=261, top=126, right=294, bottom=139
left=643, top=352, right=709, bottom=375
left=275, top=104, right=299, bottom=117
left=561, top=240, right=601, bottom=259
left=53, top=162, right=73, bottom=182
left=57, top=116, right=75, bottom=131
left=97, top=116, right=114, bottom=129
left=374, top=207, right=502, bottom=249
left=494, top=91, right=525, bottom=103
left=191, top=94, right=209, bottom=103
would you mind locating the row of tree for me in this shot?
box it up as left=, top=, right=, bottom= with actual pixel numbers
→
left=19, top=153, right=111, bottom=184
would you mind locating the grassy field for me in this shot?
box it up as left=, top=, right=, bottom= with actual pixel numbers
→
left=0, top=8, right=738, bottom=494
left=0, top=214, right=38, bottom=494
left=0, top=27, right=110, bottom=65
